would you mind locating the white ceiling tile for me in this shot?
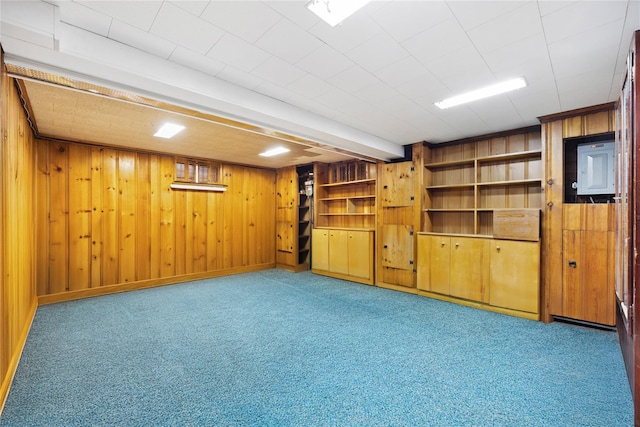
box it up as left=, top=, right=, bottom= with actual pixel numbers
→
left=296, top=45, right=354, bottom=80
left=447, top=0, right=530, bottom=31
left=288, top=74, right=335, bottom=99
left=76, top=0, right=162, bottom=31
left=326, top=65, right=380, bottom=94
left=395, top=73, right=450, bottom=104
left=347, top=32, right=409, bottom=72
left=256, top=18, right=323, bottom=63
left=482, top=33, right=549, bottom=74
left=375, top=56, right=430, bottom=89
left=537, top=1, right=577, bottom=17
left=201, top=1, right=282, bottom=43
left=426, top=46, right=491, bottom=88
left=559, top=83, right=612, bottom=111
left=216, top=65, right=264, bottom=90
left=109, top=20, right=176, bottom=59
left=353, top=81, right=398, bottom=105
left=548, top=19, right=623, bottom=79
left=254, top=81, right=296, bottom=102
left=542, top=0, right=629, bottom=44
left=264, top=1, right=322, bottom=31
left=2, top=0, right=55, bottom=34
left=511, top=87, right=561, bottom=118
left=207, top=33, right=271, bottom=72
left=370, top=1, right=452, bottom=42
left=150, top=2, right=224, bottom=55
left=169, top=46, right=226, bottom=76
left=310, top=13, right=381, bottom=53
left=169, top=1, right=209, bottom=17
left=467, top=2, right=542, bottom=53
left=251, top=56, right=306, bottom=86
left=315, top=88, right=371, bottom=115
left=403, top=18, right=471, bottom=64
left=58, top=2, right=111, bottom=37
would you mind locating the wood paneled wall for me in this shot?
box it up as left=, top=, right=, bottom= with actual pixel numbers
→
left=0, top=58, right=38, bottom=412
left=35, top=140, right=276, bottom=303
left=540, top=105, right=616, bottom=322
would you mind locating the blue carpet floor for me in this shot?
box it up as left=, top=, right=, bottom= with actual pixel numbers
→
left=0, top=270, right=633, bottom=426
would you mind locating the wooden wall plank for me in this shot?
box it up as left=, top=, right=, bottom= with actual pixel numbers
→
left=136, top=153, right=151, bottom=281
left=192, top=191, right=208, bottom=273
left=90, top=147, right=103, bottom=287
left=48, top=142, right=69, bottom=293
left=102, top=149, right=119, bottom=286
left=159, top=156, right=175, bottom=277
left=118, top=152, right=136, bottom=283
left=35, top=140, right=49, bottom=295
left=149, top=155, right=161, bottom=279
left=67, top=144, right=91, bottom=291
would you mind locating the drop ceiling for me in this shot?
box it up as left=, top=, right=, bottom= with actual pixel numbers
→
left=1, top=1, right=638, bottom=169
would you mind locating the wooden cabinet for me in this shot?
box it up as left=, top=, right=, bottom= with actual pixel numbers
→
left=423, top=131, right=542, bottom=236
left=417, top=235, right=489, bottom=302
left=312, top=228, right=374, bottom=284
left=489, top=240, right=540, bottom=314
left=552, top=204, right=615, bottom=326
left=417, top=233, right=540, bottom=320
left=312, top=160, right=376, bottom=285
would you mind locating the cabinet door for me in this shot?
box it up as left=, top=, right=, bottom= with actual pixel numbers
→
left=450, top=237, right=489, bottom=302
left=428, top=236, right=451, bottom=295
left=562, top=230, right=582, bottom=319
left=311, top=229, right=329, bottom=271
left=381, top=162, right=414, bottom=207
left=416, top=235, right=431, bottom=291
left=347, top=230, right=371, bottom=279
left=489, top=240, right=540, bottom=313
left=381, top=225, right=413, bottom=269
left=563, top=230, right=614, bottom=325
left=329, top=229, right=349, bottom=275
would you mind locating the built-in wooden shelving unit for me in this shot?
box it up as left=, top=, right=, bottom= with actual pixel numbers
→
left=423, top=133, right=543, bottom=236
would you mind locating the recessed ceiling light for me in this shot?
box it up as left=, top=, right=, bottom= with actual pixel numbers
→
left=259, top=147, right=290, bottom=157
left=306, top=0, right=371, bottom=27
left=154, top=123, right=185, bottom=139
left=435, top=77, right=527, bottom=109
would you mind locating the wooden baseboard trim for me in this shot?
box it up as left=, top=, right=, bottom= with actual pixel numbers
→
left=0, top=299, right=37, bottom=416
left=38, top=263, right=276, bottom=305
left=417, top=290, right=540, bottom=321
left=376, top=282, right=418, bottom=294
left=311, top=269, right=374, bottom=286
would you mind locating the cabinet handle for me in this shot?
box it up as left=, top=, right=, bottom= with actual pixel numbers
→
left=568, top=260, right=577, bottom=268
left=496, top=246, right=501, bottom=251
left=441, top=242, right=446, bottom=246
left=455, top=242, right=459, bottom=247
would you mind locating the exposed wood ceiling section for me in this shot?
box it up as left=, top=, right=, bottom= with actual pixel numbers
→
left=15, top=75, right=361, bottom=169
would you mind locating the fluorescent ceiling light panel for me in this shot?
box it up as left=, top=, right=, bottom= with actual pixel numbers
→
left=259, top=147, right=290, bottom=157
left=435, top=77, right=527, bottom=109
left=154, top=123, right=185, bottom=138
left=306, top=0, right=371, bottom=26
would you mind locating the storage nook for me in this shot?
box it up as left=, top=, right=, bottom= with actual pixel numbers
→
left=312, top=161, right=376, bottom=284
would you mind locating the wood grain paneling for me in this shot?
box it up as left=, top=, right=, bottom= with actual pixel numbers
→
left=34, top=140, right=276, bottom=301
left=542, top=107, right=616, bottom=324
left=1, top=64, right=38, bottom=413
